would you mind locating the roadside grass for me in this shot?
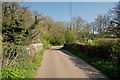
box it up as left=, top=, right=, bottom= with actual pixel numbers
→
left=62, top=48, right=120, bottom=80
left=2, top=48, right=46, bottom=78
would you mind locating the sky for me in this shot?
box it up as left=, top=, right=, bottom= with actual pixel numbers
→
left=20, top=2, right=116, bottom=23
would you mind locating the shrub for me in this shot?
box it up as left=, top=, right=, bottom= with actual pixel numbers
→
left=2, top=43, right=30, bottom=67
left=2, top=48, right=46, bottom=78
left=63, top=41, right=120, bottom=80
left=94, top=38, right=120, bottom=64
left=65, top=30, right=78, bottom=44
left=64, top=38, right=120, bottom=64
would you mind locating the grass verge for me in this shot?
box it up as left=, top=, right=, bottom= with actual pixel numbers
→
left=62, top=48, right=120, bottom=80
left=2, top=48, right=46, bottom=78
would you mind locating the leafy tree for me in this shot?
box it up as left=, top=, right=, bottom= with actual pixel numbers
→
left=2, top=2, right=42, bottom=45
left=2, top=2, right=43, bottom=67
left=48, top=21, right=65, bottom=45
left=65, top=30, right=78, bottom=43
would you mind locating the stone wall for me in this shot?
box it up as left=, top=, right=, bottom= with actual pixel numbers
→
left=26, top=43, right=43, bottom=58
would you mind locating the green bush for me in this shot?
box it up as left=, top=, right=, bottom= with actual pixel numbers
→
left=63, top=38, right=120, bottom=64
left=63, top=42, right=120, bottom=80
left=65, top=30, right=78, bottom=44
left=2, top=43, right=30, bottom=67
left=93, top=38, right=120, bottom=64
left=41, top=38, right=50, bottom=49
left=2, top=48, right=46, bottom=78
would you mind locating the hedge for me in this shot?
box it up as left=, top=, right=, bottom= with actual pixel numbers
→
left=64, top=38, right=120, bottom=64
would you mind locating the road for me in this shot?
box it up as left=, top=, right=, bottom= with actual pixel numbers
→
left=35, top=46, right=108, bottom=78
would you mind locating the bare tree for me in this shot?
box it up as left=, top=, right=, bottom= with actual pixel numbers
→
left=109, top=1, right=120, bottom=37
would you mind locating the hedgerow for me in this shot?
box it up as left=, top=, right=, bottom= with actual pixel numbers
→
left=63, top=38, right=120, bottom=80
left=2, top=48, right=46, bottom=78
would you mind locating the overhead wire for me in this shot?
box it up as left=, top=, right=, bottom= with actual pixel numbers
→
left=69, top=0, right=72, bottom=30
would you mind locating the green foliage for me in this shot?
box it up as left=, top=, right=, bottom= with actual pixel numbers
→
left=46, top=22, right=65, bottom=45
left=2, top=43, right=30, bottom=67
left=2, top=67, right=24, bottom=78
left=39, top=28, right=51, bottom=48
left=41, top=38, right=50, bottom=49
left=93, top=38, right=120, bottom=64
left=2, top=48, right=46, bottom=78
left=65, top=17, right=90, bottom=44
left=63, top=38, right=120, bottom=64
left=2, top=2, right=44, bottom=78
left=63, top=44, right=120, bottom=80
left=65, top=30, right=78, bottom=43
left=2, top=2, right=42, bottom=45
left=2, top=1, right=120, bottom=79
left=63, top=38, right=120, bottom=80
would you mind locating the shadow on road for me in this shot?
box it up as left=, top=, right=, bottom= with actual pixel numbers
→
left=56, top=47, right=109, bottom=79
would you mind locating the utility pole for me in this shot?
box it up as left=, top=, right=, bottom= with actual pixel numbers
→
left=69, top=0, right=72, bottom=30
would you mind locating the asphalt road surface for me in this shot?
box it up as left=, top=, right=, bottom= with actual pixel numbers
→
left=35, top=46, right=108, bottom=78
